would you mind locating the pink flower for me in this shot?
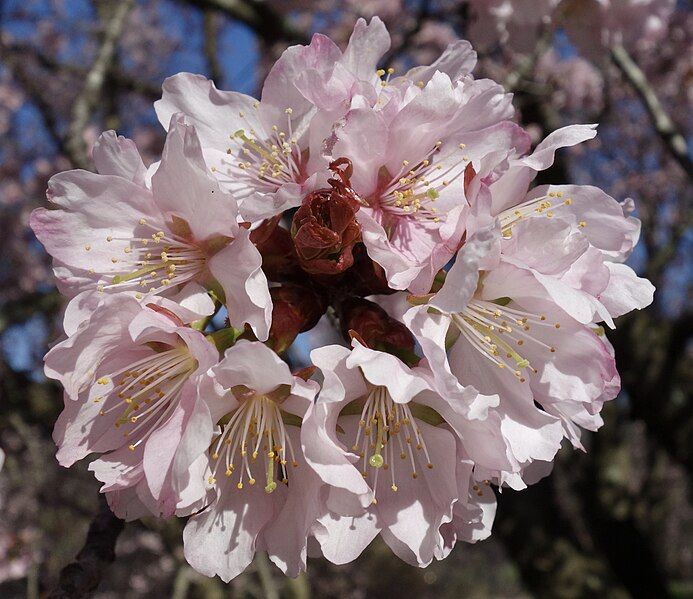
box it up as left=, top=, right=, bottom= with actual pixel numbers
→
left=182, top=341, right=322, bottom=581
left=153, top=33, right=341, bottom=223
left=30, top=117, right=272, bottom=339
left=393, top=125, right=653, bottom=474
left=325, top=73, right=515, bottom=293
left=400, top=220, right=629, bottom=474
left=303, top=340, right=509, bottom=565
left=48, top=294, right=219, bottom=520
left=467, top=124, right=655, bottom=321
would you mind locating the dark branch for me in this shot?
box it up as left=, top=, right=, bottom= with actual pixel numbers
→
left=611, top=43, right=693, bottom=179
left=66, top=0, right=136, bottom=170
left=203, top=9, right=224, bottom=86
left=183, top=0, right=308, bottom=45
left=47, top=495, right=125, bottom=599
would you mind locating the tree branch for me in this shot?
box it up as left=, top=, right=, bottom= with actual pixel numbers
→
left=66, top=0, right=136, bottom=170
left=380, top=0, right=431, bottom=67
left=0, top=41, right=69, bottom=158
left=47, top=495, right=125, bottom=599
left=1, top=41, right=161, bottom=100
left=183, top=0, right=308, bottom=45
left=504, top=26, right=552, bottom=93
left=203, top=9, right=224, bottom=86
left=611, top=43, right=692, bottom=179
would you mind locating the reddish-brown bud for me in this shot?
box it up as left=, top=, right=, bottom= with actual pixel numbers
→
left=291, top=158, right=361, bottom=275
left=341, top=244, right=394, bottom=296
left=340, top=298, right=419, bottom=365
left=251, top=216, right=301, bottom=281
left=268, top=284, right=327, bottom=353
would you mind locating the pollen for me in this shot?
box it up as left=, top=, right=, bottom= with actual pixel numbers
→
left=347, top=386, right=432, bottom=503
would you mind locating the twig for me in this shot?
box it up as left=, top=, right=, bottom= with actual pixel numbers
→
left=0, top=42, right=69, bottom=158
left=254, top=552, right=279, bottom=599
left=203, top=9, right=224, bottom=86
left=65, top=0, right=136, bottom=170
left=286, top=572, right=311, bottom=599
left=182, top=0, right=308, bottom=44
left=47, top=495, right=125, bottom=599
left=0, top=291, right=62, bottom=335
left=611, top=43, right=692, bottom=179
left=1, top=41, right=161, bottom=100
left=504, top=25, right=552, bottom=92
left=380, top=0, right=431, bottom=67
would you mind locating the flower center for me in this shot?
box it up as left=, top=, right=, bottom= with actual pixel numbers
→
left=100, top=219, right=205, bottom=298
left=348, top=386, right=433, bottom=499
left=375, top=141, right=470, bottom=224
left=499, top=191, right=585, bottom=238
left=207, top=393, right=298, bottom=494
left=214, top=106, right=304, bottom=197
left=94, top=346, right=197, bottom=450
left=451, top=299, right=561, bottom=382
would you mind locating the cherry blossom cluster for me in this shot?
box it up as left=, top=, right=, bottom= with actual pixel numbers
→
left=31, top=18, right=654, bottom=581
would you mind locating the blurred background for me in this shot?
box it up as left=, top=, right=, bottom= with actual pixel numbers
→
left=0, top=1, right=691, bottom=597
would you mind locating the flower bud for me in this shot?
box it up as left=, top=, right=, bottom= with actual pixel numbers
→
left=268, top=284, right=327, bottom=353
left=291, top=159, right=361, bottom=275
left=339, top=297, right=419, bottom=365
left=251, top=216, right=301, bottom=281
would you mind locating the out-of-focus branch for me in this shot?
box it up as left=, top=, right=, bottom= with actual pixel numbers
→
left=0, top=292, right=61, bottom=335
left=254, top=552, right=279, bottom=599
left=183, top=0, right=308, bottom=44
left=2, top=41, right=161, bottom=100
left=611, top=43, right=693, bottom=179
left=203, top=10, right=224, bottom=86
left=504, top=26, right=552, bottom=92
left=66, top=0, right=136, bottom=170
left=0, top=40, right=69, bottom=157
left=380, top=0, right=431, bottom=66
left=47, top=495, right=124, bottom=599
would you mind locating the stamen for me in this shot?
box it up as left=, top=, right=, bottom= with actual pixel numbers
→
left=208, top=393, right=297, bottom=494
left=451, top=300, right=561, bottom=383
left=347, top=387, right=432, bottom=500
left=95, top=346, right=196, bottom=451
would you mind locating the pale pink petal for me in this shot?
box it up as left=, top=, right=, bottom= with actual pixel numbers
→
left=151, top=115, right=239, bottom=241
left=430, top=225, right=499, bottom=313
left=598, top=262, right=655, bottom=317
left=214, top=340, right=293, bottom=396
left=265, top=428, right=325, bottom=576
left=155, top=73, right=261, bottom=155
left=207, top=229, right=272, bottom=341
left=92, top=130, right=147, bottom=185
left=183, top=479, right=275, bottom=582
left=346, top=341, right=429, bottom=403
left=340, top=17, right=391, bottom=83
left=403, top=40, right=477, bottom=85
